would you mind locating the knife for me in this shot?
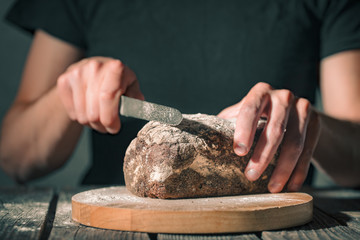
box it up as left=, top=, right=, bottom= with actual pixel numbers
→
left=119, top=95, right=183, bottom=125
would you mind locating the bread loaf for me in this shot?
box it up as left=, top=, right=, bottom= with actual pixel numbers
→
left=124, top=113, right=278, bottom=199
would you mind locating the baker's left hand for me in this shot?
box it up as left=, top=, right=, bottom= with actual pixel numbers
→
left=218, top=82, right=321, bottom=193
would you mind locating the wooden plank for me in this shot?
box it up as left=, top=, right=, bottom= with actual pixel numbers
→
left=308, top=188, right=360, bottom=233
left=262, top=207, right=360, bottom=239
left=261, top=188, right=360, bottom=240
left=49, top=187, right=151, bottom=240
left=157, top=233, right=260, bottom=240
left=0, top=186, right=53, bottom=240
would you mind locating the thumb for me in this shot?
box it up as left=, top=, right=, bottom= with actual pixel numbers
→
left=125, top=80, right=145, bottom=101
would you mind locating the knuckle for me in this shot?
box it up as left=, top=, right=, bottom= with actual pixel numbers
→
left=297, top=98, right=311, bottom=115
left=290, top=137, right=305, bottom=156
left=65, top=64, right=76, bottom=72
left=86, top=59, right=102, bottom=71
left=112, top=59, right=124, bottom=66
left=278, top=89, right=294, bottom=104
left=272, top=90, right=294, bottom=109
left=99, top=90, right=117, bottom=101
left=268, top=128, right=282, bottom=141
left=79, top=58, right=90, bottom=65
left=108, top=59, right=124, bottom=71
left=255, top=82, right=272, bottom=91
left=296, top=98, right=312, bottom=127
left=240, top=101, right=261, bottom=116
left=298, top=97, right=311, bottom=108
left=69, top=68, right=82, bottom=81
left=270, top=122, right=286, bottom=139
left=57, top=74, right=68, bottom=88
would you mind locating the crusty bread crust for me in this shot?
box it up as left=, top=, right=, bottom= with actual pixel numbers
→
left=124, top=114, right=278, bottom=199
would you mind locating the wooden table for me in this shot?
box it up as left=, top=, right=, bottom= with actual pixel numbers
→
left=1, top=186, right=360, bottom=239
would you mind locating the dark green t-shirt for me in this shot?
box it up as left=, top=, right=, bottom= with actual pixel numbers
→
left=6, top=0, right=360, bottom=184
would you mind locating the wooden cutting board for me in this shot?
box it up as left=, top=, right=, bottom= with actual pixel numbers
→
left=72, top=186, right=313, bottom=233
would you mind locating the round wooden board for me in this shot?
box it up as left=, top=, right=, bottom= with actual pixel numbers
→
left=72, top=186, right=313, bottom=234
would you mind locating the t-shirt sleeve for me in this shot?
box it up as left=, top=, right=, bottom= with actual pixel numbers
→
left=320, top=0, right=360, bottom=59
left=5, top=0, right=87, bottom=50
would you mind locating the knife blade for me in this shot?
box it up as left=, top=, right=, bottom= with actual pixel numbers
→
left=119, top=95, right=183, bottom=125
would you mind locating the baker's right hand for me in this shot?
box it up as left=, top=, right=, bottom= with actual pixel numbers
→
left=57, top=57, right=144, bottom=134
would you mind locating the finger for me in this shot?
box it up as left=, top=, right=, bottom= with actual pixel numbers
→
left=88, top=122, right=107, bottom=133
left=99, top=59, right=124, bottom=134
left=85, top=60, right=102, bottom=123
left=69, top=69, right=88, bottom=124
left=122, top=67, right=145, bottom=100
left=217, top=102, right=242, bottom=119
left=234, top=82, right=272, bottom=156
left=85, top=60, right=108, bottom=133
left=126, top=80, right=145, bottom=100
left=267, top=97, right=310, bottom=193
left=287, top=109, right=320, bottom=191
left=81, top=122, right=107, bottom=133
left=245, top=89, right=294, bottom=182
left=57, top=74, right=76, bottom=120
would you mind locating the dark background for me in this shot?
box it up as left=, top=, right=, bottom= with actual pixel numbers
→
left=0, top=0, right=334, bottom=187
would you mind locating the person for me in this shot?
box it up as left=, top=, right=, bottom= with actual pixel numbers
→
left=0, top=0, right=359, bottom=192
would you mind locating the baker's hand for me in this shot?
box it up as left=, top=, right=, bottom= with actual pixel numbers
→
left=218, top=82, right=320, bottom=193
left=57, top=57, right=144, bottom=134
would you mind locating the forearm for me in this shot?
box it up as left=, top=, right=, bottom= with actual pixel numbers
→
left=0, top=87, right=83, bottom=183
left=313, top=112, right=360, bottom=187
